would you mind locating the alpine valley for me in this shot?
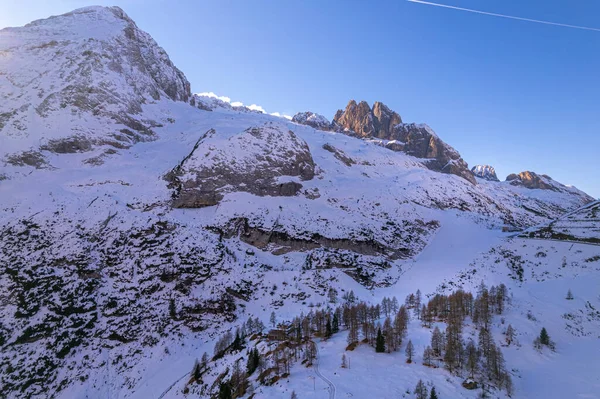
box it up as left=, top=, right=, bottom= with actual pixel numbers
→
left=1, top=7, right=599, bottom=399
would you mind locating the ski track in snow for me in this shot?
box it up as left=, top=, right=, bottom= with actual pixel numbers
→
left=313, top=341, right=336, bottom=399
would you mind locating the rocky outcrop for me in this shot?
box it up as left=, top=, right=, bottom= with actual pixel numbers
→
left=292, top=112, right=332, bottom=130
left=472, top=165, right=500, bottom=182
left=389, top=123, right=476, bottom=184
left=506, top=171, right=559, bottom=191
left=332, top=100, right=474, bottom=184
left=332, top=100, right=403, bottom=139
left=506, top=171, right=595, bottom=204
left=372, top=102, right=403, bottom=139
left=322, top=143, right=356, bottom=166
left=166, top=126, right=317, bottom=208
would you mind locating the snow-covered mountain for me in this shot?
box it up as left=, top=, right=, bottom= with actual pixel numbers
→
left=0, top=6, right=598, bottom=399
left=0, top=6, right=189, bottom=169
left=472, top=165, right=499, bottom=182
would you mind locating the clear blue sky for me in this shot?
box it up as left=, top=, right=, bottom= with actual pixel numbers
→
left=2, top=0, right=599, bottom=197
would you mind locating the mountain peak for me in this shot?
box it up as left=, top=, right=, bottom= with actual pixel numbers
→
left=472, top=165, right=499, bottom=181
left=0, top=5, right=190, bottom=165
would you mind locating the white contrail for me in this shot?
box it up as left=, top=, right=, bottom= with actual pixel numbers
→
left=407, top=0, right=600, bottom=32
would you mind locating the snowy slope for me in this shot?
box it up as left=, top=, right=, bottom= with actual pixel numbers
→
left=0, top=6, right=598, bottom=399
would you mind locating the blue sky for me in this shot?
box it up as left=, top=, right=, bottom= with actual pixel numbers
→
left=2, top=0, right=599, bottom=197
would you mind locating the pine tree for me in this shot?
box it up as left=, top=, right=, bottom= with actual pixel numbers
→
left=505, top=324, right=515, bottom=346
left=415, top=289, right=422, bottom=318
left=423, top=346, right=434, bottom=367
left=291, top=391, right=298, bottom=399
left=218, top=382, right=232, bottom=399
left=325, top=318, right=332, bottom=339
left=431, top=327, right=444, bottom=357
left=375, top=327, right=385, bottom=353
left=328, top=287, right=338, bottom=303
left=465, top=339, right=479, bottom=377
left=539, top=328, right=550, bottom=346
left=192, top=359, right=202, bottom=381
left=414, top=379, right=428, bottom=399
left=566, top=289, right=574, bottom=300
left=341, top=353, right=348, bottom=368
left=246, top=348, right=260, bottom=375
left=405, top=339, right=414, bottom=363
left=332, top=312, right=340, bottom=333
left=232, top=331, right=242, bottom=351
left=201, top=351, right=209, bottom=367
left=270, top=311, right=277, bottom=328
left=429, top=386, right=439, bottom=399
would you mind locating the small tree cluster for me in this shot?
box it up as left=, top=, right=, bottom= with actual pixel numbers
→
left=245, top=317, right=266, bottom=335
left=534, top=327, right=555, bottom=351
left=246, top=347, right=261, bottom=375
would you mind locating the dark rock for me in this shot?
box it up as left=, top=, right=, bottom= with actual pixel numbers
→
left=322, top=143, right=355, bottom=166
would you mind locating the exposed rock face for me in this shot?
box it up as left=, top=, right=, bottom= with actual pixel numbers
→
left=505, top=171, right=594, bottom=202
left=332, top=100, right=474, bottom=184
left=332, top=100, right=403, bottom=138
left=372, top=101, right=403, bottom=139
left=334, top=100, right=375, bottom=136
left=292, top=112, right=332, bottom=130
left=322, top=143, right=356, bottom=166
left=0, top=6, right=190, bottom=161
left=506, top=171, right=558, bottom=191
left=472, top=165, right=500, bottom=182
left=390, top=123, right=476, bottom=184
left=166, top=126, right=316, bottom=208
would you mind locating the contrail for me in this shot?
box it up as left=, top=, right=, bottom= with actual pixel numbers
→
left=407, top=0, right=600, bottom=32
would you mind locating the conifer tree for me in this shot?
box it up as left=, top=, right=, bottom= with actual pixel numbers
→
left=219, top=382, right=232, bottom=399
left=341, top=353, right=348, bottom=368
left=405, top=339, right=415, bottom=363
left=192, top=359, right=202, bottom=381
left=414, top=379, right=428, bottom=399
left=325, top=318, right=332, bottom=339
left=423, top=346, right=434, bottom=367
left=566, top=289, right=574, bottom=300
left=431, top=327, right=444, bottom=357
left=201, top=352, right=209, bottom=368
left=375, top=327, right=385, bottom=353
left=332, top=312, right=340, bottom=333
left=465, top=339, right=479, bottom=377
left=539, top=327, right=550, bottom=346
left=505, top=324, right=515, bottom=346
left=429, top=386, right=439, bottom=399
